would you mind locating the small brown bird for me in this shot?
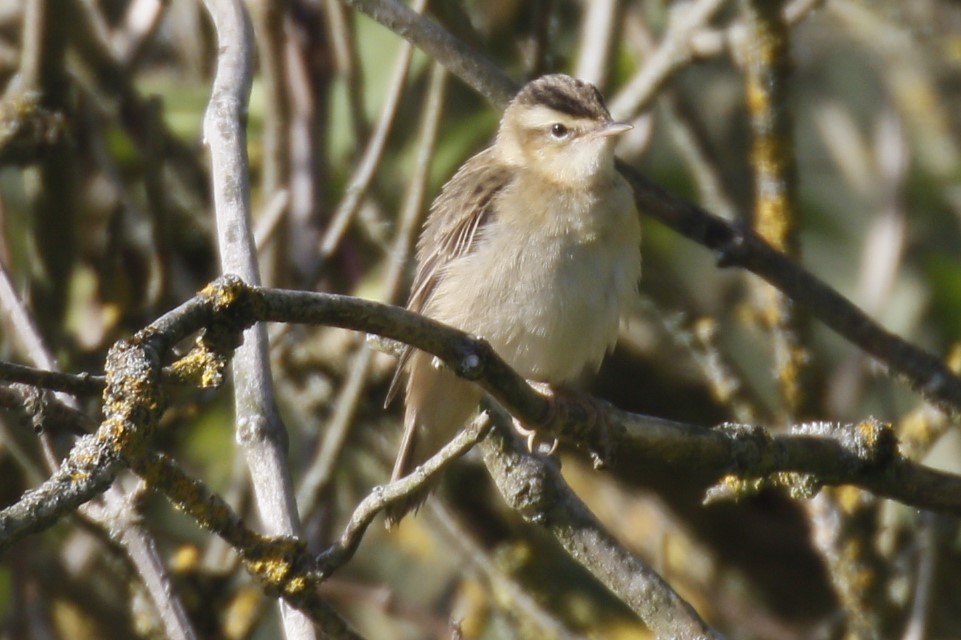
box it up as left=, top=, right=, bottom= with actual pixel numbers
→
left=386, top=74, right=641, bottom=526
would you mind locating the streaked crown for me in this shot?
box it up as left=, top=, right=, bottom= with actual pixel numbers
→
left=512, top=74, right=612, bottom=122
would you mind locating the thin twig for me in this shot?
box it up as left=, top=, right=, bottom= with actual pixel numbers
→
left=323, top=0, right=369, bottom=143
left=102, top=479, right=198, bottom=640
left=314, top=0, right=427, bottom=272
left=658, top=91, right=739, bottom=222
left=17, top=0, right=45, bottom=93
left=339, top=0, right=516, bottom=109
left=0, top=361, right=103, bottom=396
left=901, top=513, right=938, bottom=640
left=609, top=0, right=728, bottom=120
left=297, top=62, right=449, bottom=516
left=428, top=501, right=586, bottom=639
left=316, top=414, right=491, bottom=574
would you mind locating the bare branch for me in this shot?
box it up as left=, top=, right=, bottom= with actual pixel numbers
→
left=339, top=0, right=516, bottom=108
left=315, top=0, right=426, bottom=271
left=317, top=414, right=491, bottom=574
left=480, top=408, right=721, bottom=640
left=200, top=0, right=315, bottom=637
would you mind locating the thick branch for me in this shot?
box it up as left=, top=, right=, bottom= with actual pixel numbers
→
left=6, top=278, right=961, bottom=531
left=480, top=410, right=720, bottom=640
left=201, top=0, right=314, bottom=636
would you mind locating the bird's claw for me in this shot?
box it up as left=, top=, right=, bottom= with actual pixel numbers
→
left=512, top=382, right=617, bottom=464
left=512, top=418, right=559, bottom=455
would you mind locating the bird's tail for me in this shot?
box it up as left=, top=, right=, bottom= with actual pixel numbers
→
left=384, top=351, right=481, bottom=527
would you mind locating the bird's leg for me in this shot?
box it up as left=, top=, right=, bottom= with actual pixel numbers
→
left=515, top=382, right=619, bottom=468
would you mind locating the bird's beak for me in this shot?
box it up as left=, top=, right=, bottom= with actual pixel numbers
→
left=592, top=121, right=633, bottom=139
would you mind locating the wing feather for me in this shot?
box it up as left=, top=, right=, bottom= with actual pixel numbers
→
left=385, top=148, right=513, bottom=406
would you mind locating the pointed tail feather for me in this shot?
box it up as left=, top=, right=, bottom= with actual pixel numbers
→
left=385, top=352, right=481, bottom=527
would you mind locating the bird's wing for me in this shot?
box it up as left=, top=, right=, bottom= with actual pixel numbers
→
left=385, top=148, right=513, bottom=406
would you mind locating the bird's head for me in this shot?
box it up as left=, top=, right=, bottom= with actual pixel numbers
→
left=496, top=74, right=630, bottom=185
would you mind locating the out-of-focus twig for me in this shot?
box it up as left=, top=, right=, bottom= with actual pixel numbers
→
left=112, top=0, right=166, bottom=67
left=901, top=513, right=939, bottom=640
left=658, top=91, right=739, bottom=222
left=16, top=0, right=45, bottom=92
left=574, top=0, right=619, bottom=88
left=807, top=490, right=892, bottom=638
left=830, top=0, right=960, bottom=178
left=609, top=0, right=728, bottom=120
left=323, top=0, right=369, bottom=144
left=824, top=109, right=909, bottom=415
left=428, top=501, right=586, bottom=639
left=314, top=0, right=427, bottom=274
left=339, top=0, right=515, bottom=109
left=742, top=0, right=810, bottom=416
left=249, top=0, right=289, bottom=290
left=297, top=62, right=449, bottom=517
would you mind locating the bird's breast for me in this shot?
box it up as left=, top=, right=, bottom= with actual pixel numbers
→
left=425, top=179, right=641, bottom=384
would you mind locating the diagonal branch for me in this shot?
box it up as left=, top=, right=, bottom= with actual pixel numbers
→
left=480, top=407, right=721, bottom=640
left=339, top=0, right=961, bottom=416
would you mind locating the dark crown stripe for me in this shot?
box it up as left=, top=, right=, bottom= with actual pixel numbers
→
left=515, top=75, right=611, bottom=121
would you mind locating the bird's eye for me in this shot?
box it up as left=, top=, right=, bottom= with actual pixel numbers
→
left=550, top=123, right=569, bottom=139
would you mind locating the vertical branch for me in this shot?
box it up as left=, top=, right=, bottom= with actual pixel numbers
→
left=742, top=0, right=811, bottom=416
left=323, top=0, right=369, bottom=144
left=200, top=0, right=316, bottom=638
left=808, top=490, right=895, bottom=638
left=283, top=3, right=330, bottom=283
left=574, top=0, right=619, bottom=87
left=18, top=0, right=45, bottom=91
left=249, top=0, right=290, bottom=287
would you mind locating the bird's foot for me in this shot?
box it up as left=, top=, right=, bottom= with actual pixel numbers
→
left=516, top=383, right=619, bottom=468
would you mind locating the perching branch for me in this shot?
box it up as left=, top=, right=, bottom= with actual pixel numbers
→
left=5, top=274, right=961, bottom=634
left=5, top=276, right=961, bottom=532
left=5, top=280, right=961, bottom=636
left=480, top=406, right=721, bottom=640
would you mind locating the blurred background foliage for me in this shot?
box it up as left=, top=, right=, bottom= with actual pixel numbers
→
left=2, top=0, right=961, bottom=638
